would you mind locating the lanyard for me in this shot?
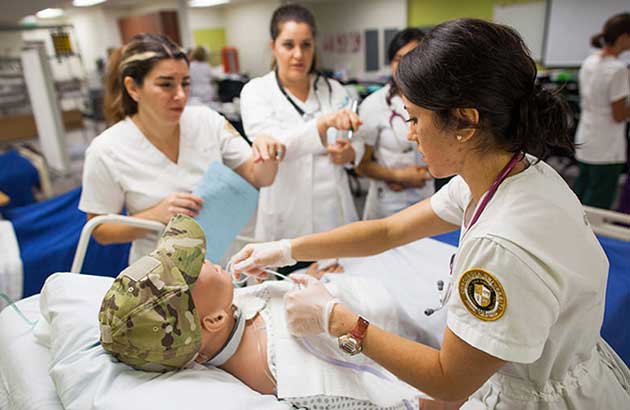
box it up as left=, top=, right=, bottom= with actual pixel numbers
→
left=274, top=69, right=331, bottom=120
left=425, top=151, right=524, bottom=316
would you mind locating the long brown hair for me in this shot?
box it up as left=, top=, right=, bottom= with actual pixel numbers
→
left=103, top=33, right=188, bottom=126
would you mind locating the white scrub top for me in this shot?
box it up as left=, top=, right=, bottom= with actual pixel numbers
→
left=240, top=71, right=360, bottom=241
left=356, top=84, right=434, bottom=220
left=79, top=106, right=251, bottom=263
left=431, top=157, right=630, bottom=409
left=575, top=53, right=630, bottom=164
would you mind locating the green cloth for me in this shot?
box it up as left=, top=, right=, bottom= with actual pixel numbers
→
left=573, top=162, right=625, bottom=209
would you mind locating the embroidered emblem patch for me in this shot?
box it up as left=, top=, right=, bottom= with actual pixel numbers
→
left=458, top=268, right=506, bottom=321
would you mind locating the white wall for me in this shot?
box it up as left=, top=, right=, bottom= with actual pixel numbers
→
left=188, top=6, right=226, bottom=30
left=309, top=0, right=407, bottom=80
left=223, top=0, right=280, bottom=77
left=493, top=1, right=546, bottom=62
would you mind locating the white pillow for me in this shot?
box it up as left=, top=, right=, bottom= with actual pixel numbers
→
left=40, top=273, right=289, bottom=410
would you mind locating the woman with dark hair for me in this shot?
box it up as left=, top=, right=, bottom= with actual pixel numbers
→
left=240, top=4, right=362, bottom=244
left=355, top=28, right=433, bottom=220
left=81, top=33, right=284, bottom=264
left=573, top=13, right=630, bottom=209
left=231, top=19, right=630, bottom=409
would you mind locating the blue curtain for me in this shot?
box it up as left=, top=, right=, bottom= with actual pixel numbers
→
left=0, top=150, right=39, bottom=212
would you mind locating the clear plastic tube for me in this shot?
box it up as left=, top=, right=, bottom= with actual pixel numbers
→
left=0, top=291, right=38, bottom=327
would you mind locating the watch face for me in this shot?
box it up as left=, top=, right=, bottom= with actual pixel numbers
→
left=338, top=335, right=362, bottom=355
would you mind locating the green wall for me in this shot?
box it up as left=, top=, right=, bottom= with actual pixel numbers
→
left=407, top=0, right=495, bottom=27
left=192, top=28, right=226, bottom=65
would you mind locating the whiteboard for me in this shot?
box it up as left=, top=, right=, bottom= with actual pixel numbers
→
left=543, top=0, right=630, bottom=67
left=493, top=1, right=546, bottom=62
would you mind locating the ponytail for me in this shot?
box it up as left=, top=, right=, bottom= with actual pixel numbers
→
left=513, top=85, right=573, bottom=160
left=590, top=33, right=604, bottom=48
left=104, top=47, right=125, bottom=126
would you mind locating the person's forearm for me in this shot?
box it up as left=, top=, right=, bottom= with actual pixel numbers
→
left=329, top=305, right=474, bottom=402
left=91, top=221, right=148, bottom=245
left=291, top=219, right=393, bottom=260
left=355, top=159, right=400, bottom=182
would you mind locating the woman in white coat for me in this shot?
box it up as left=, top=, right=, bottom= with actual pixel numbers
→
left=232, top=19, right=630, bottom=409
left=80, top=34, right=283, bottom=264
left=240, top=4, right=362, bottom=244
left=573, top=13, right=630, bottom=209
left=356, top=28, right=433, bottom=220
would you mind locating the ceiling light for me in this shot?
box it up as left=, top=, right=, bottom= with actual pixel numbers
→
left=73, top=0, right=107, bottom=6
left=189, top=0, right=229, bottom=8
left=36, top=8, right=65, bottom=19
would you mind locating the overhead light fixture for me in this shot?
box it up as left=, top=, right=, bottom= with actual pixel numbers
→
left=189, top=0, right=229, bottom=8
left=72, top=0, right=107, bottom=6
left=36, top=8, right=65, bottom=19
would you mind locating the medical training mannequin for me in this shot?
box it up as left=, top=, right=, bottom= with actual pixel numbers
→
left=80, top=34, right=284, bottom=264
left=99, top=215, right=440, bottom=410
left=231, top=19, right=630, bottom=409
left=573, top=13, right=630, bottom=209
left=240, top=4, right=362, bottom=243
left=355, top=28, right=433, bottom=220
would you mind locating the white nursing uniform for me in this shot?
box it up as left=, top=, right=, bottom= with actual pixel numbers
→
left=240, top=71, right=359, bottom=241
left=431, top=157, right=630, bottom=409
left=79, top=106, right=251, bottom=264
left=357, top=84, right=433, bottom=220
left=575, top=53, right=630, bottom=164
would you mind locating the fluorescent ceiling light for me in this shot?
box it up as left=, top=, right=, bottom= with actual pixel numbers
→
left=36, top=8, right=65, bottom=19
left=73, top=0, right=107, bottom=6
left=189, top=0, right=229, bottom=8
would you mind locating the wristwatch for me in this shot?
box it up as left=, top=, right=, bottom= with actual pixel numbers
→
left=338, top=315, right=369, bottom=355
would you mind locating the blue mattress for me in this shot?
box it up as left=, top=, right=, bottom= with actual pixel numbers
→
left=3, top=187, right=129, bottom=297
left=431, top=229, right=630, bottom=365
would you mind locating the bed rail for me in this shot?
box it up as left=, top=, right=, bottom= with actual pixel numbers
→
left=584, top=206, right=630, bottom=241
left=70, top=215, right=165, bottom=273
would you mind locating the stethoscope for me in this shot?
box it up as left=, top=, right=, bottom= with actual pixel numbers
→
left=424, top=151, right=525, bottom=316
left=274, top=68, right=332, bottom=121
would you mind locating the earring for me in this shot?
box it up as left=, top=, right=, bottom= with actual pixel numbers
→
left=456, top=135, right=463, bottom=141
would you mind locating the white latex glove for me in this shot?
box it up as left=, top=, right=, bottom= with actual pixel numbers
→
left=229, top=239, right=296, bottom=277
left=284, top=273, right=339, bottom=337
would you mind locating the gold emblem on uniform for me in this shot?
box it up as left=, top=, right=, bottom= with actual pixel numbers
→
left=458, top=268, right=506, bottom=321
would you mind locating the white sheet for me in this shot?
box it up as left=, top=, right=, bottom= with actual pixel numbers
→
left=0, top=296, right=63, bottom=410
left=0, top=237, right=455, bottom=410
left=0, top=221, right=23, bottom=309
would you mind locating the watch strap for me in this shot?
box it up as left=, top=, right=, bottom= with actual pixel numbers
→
left=350, top=315, right=369, bottom=340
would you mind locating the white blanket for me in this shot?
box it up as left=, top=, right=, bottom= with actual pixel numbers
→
left=0, top=221, right=23, bottom=309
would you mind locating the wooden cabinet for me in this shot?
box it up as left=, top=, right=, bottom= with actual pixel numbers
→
left=118, top=11, right=181, bottom=45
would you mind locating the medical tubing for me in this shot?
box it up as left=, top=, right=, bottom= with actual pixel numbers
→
left=227, top=261, right=292, bottom=286
left=0, top=292, right=38, bottom=327
left=298, top=338, right=397, bottom=383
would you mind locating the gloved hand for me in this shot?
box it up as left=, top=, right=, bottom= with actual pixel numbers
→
left=284, top=274, right=339, bottom=336
left=229, top=239, right=296, bottom=278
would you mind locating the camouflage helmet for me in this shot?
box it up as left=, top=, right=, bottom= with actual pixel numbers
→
left=98, top=214, right=206, bottom=372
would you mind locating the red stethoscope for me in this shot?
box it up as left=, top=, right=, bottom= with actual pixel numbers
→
left=425, top=151, right=525, bottom=316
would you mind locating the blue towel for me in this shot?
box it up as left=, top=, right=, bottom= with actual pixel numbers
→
left=3, top=187, right=129, bottom=297
left=431, top=229, right=630, bottom=365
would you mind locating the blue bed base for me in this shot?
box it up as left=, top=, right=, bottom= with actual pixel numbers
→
left=431, top=230, right=630, bottom=366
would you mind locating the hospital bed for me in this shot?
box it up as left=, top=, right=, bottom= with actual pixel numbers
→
left=0, top=223, right=455, bottom=410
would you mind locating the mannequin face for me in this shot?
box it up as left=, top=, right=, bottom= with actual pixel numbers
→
left=124, top=58, right=190, bottom=126
left=271, top=21, right=315, bottom=85
left=390, top=40, right=419, bottom=79
left=191, top=260, right=234, bottom=321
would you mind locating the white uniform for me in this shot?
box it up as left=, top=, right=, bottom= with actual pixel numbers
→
left=188, top=61, right=215, bottom=105
left=431, top=157, right=630, bottom=409
left=357, top=84, right=433, bottom=220
left=79, top=106, right=251, bottom=264
left=240, top=71, right=359, bottom=241
left=575, top=53, right=630, bottom=164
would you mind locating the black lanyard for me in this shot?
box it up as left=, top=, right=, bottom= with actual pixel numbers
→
left=274, top=69, right=331, bottom=119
